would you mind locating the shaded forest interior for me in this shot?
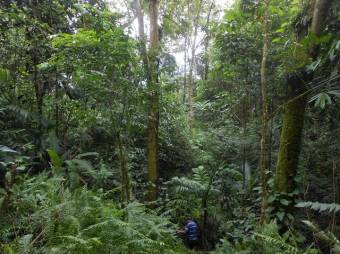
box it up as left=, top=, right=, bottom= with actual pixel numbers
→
left=0, top=0, right=339, bottom=253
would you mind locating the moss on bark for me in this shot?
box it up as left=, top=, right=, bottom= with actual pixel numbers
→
left=275, top=74, right=308, bottom=193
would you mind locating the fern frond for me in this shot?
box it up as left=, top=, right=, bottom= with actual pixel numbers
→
left=255, top=233, right=300, bottom=254
left=296, top=201, right=340, bottom=214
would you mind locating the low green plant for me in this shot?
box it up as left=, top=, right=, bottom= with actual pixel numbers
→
left=0, top=173, right=190, bottom=254
left=296, top=201, right=340, bottom=254
left=213, top=222, right=319, bottom=254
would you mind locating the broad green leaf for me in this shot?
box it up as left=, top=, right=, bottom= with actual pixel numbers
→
left=280, top=199, right=290, bottom=206
left=268, top=195, right=276, bottom=203
left=276, top=211, right=285, bottom=221
left=0, top=68, right=10, bottom=81
left=47, top=149, right=63, bottom=169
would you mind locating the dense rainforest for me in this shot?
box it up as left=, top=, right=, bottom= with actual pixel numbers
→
left=0, top=0, right=339, bottom=253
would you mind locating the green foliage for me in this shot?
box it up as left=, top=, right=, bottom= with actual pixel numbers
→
left=166, top=165, right=223, bottom=216
left=309, top=90, right=340, bottom=109
left=296, top=201, right=340, bottom=214
left=0, top=68, right=10, bottom=82
left=47, top=149, right=63, bottom=169
left=213, top=222, right=318, bottom=254
left=0, top=173, right=189, bottom=254
left=302, top=220, right=340, bottom=254
left=0, top=0, right=339, bottom=253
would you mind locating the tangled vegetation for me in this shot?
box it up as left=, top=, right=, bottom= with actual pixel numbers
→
left=0, top=0, right=339, bottom=253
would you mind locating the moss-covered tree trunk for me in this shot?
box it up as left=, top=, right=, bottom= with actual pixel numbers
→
left=147, top=0, right=160, bottom=202
left=275, top=74, right=308, bottom=193
left=275, top=0, right=332, bottom=194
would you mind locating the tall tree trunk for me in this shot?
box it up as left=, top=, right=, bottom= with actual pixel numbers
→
left=187, top=0, right=202, bottom=123
left=136, top=0, right=149, bottom=70
left=260, top=0, right=271, bottom=224
left=241, top=97, right=247, bottom=189
left=135, top=0, right=159, bottom=202
left=275, top=0, right=332, bottom=194
left=183, top=35, right=187, bottom=104
left=275, top=74, right=308, bottom=193
left=55, top=77, right=59, bottom=138
left=147, top=0, right=160, bottom=202
left=33, top=59, right=43, bottom=150
left=187, top=26, right=198, bottom=123
left=203, top=3, right=213, bottom=81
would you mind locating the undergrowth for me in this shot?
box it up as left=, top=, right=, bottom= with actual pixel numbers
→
left=0, top=173, right=190, bottom=254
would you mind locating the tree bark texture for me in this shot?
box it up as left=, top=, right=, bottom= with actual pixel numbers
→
left=260, top=0, right=271, bottom=224
left=118, top=134, right=130, bottom=203
left=147, top=0, right=160, bottom=202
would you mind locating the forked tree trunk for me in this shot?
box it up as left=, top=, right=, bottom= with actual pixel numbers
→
left=147, top=0, right=160, bottom=202
left=260, top=0, right=271, bottom=224
left=275, top=0, right=332, bottom=194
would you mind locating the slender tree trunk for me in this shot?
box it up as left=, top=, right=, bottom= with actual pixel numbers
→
left=203, top=3, right=213, bottom=81
left=187, top=0, right=202, bottom=123
left=183, top=35, right=187, bottom=104
left=147, top=0, right=160, bottom=202
left=201, top=178, right=213, bottom=250
left=275, top=0, right=332, bottom=194
left=330, top=156, right=337, bottom=233
left=201, top=196, right=208, bottom=249
left=33, top=59, right=43, bottom=150
left=55, top=78, right=59, bottom=138
left=135, top=0, right=159, bottom=202
left=136, top=0, right=149, bottom=70
left=187, top=27, right=197, bottom=123
left=118, top=133, right=130, bottom=203
left=260, top=0, right=271, bottom=224
left=242, top=97, right=247, bottom=189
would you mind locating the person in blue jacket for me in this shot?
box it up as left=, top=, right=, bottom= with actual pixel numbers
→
left=178, top=218, right=199, bottom=250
